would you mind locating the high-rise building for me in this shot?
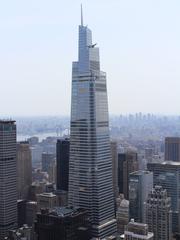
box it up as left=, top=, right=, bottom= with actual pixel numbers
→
left=37, top=192, right=57, bottom=211
left=41, top=152, right=55, bottom=172
left=124, top=219, right=154, bottom=240
left=56, top=138, right=70, bottom=191
left=26, top=201, right=37, bottom=227
left=17, top=141, right=32, bottom=200
left=129, top=170, right=153, bottom=223
left=165, top=137, right=180, bottom=162
left=147, top=161, right=180, bottom=233
left=48, top=160, right=56, bottom=183
left=111, top=141, right=119, bottom=199
left=118, top=150, right=138, bottom=199
left=17, top=200, right=26, bottom=228
left=35, top=207, right=90, bottom=240
left=116, top=194, right=129, bottom=234
left=0, top=120, right=17, bottom=239
left=145, top=186, right=172, bottom=240
left=68, top=7, right=117, bottom=238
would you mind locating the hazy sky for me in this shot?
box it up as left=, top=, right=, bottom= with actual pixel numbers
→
left=1, top=0, right=180, bottom=116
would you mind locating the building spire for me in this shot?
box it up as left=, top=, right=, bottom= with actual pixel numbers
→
left=81, top=4, right=83, bottom=26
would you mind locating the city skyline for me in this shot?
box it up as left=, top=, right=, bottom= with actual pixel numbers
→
left=1, top=0, right=180, bottom=116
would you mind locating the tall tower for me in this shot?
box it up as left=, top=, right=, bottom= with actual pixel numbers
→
left=129, top=170, right=153, bottom=223
left=147, top=161, right=180, bottom=233
left=118, top=150, right=138, bottom=199
left=165, top=137, right=180, bottom=162
left=68, top=6, right=117, bottom=239
left=56, top=138, right=70, bottom=192
left=145, top=186, right=172, bottom=240
left=0, top=120, right=17, bottom=239
left=17, top=141, right=32, bottom=200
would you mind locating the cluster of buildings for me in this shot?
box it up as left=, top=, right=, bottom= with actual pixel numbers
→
left=2, top=7, right=180, bottom=240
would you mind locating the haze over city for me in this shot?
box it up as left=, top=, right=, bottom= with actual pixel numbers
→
left=1, top=0, right=180, bottom=116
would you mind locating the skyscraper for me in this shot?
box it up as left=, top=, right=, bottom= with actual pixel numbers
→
left=56, top=138, right=69, bottom=192
left=17, top=141, right=32, bottom=200
left=111, top=141, right=119, bottom=199
left=0, top=120, right=17, bottom=239
left=129, top=170, right=153, bottom=223
left=147, top=161, right=180, bottom=233
left=165, top=137, right=180, bottom=162
left=118, top=150, right=138, bottom=199
left=145, top=186, right=172, bottom=240
left=68, top=6, right=117, bottom=239
left=41, top=152, right=55, bottom=173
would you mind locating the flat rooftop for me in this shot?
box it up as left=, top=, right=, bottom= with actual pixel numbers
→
left=161, top=161, right=180, bottom=166
left=40, top=206, right=87, bottom=218
left=0, top=120, right=16, bottom=124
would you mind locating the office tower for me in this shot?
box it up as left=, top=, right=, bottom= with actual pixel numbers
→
left=165, top=137, right=180, bottom=162
left=147, top=161, right=180, bottom=233
left=26, top=201, right=37, bottom=227
left=48, top=161, right=56, bottom=183
left=17, top=141, right=32, bottom=199
left=116, top=195, right=129, bottom=234
left=27, top=136, right=39, bottom=146
left=56, top=138, right=70, bottom=191
left=111, top=141, right=119, bottom=198
left=55, top=190, right=68, bottom=207
left=118, top=150, right=138, bottom=199
left=28, top=182, right=46, bottom=201
left=68, top=7, right=117, bottom=238
left=41, top=152, right=55, bottom=172
left=129, top=170, right=153, bottom=223
left=30, top=145, right=43, bottom=168
left=35, top=207, right=90, bottom=240
left=145, top=186, right=172, bottom=240
left=0, top=120, right=17, bottom=239
left=124, top=219, right=154, bottom=240
left=37, top=192, right=57, bottom=211
left=17, top=200, right=26, bottom=227
left=145, top=148, right=153, bottom=160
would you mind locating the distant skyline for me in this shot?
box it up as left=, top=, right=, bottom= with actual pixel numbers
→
left=1, top=0, right=180, bottom=116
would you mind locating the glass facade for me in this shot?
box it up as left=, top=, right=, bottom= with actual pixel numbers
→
left=147, top=161, right=180, bottom=233
left=0, top=121, right=17, bottom=239
left=68, top=20, right=117, bottom=238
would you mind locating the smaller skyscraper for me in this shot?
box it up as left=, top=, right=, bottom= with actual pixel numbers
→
left=147, top=161, right=180, bottom=233
left=145, top=185, right=172, bottom=240
left=129, top=170, right=153, bottom=223
left=17, top=141, right=32, bottom=200
left=165, top=137, right=180, bottom=162
left=116, top=194, right=129, bottom=234
left=111, top=141, right=119, bottom=199
left=26, top=201, right=37, bottom=227
left=118, top=150, right=139, bottom=199
left=124, top=219, right=154, bottom=240
left=0, top=120, right=17, bottom=240
left=37, top=192, right=57, bottom=211
left=35, top=207, right=90, bottom=240
left=56, top=138, right=69, bottom=192
left=41, top=152, right=55, bottom=172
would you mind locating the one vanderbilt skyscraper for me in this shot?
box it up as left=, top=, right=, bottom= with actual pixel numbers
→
left=68, top=6, right=117, bottom=239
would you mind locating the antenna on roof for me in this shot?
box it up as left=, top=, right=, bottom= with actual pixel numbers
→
left=81, top=4, right=83, bottom=26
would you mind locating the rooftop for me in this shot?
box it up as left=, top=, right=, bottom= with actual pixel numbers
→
left=162, top=161, right=180, bottom=166
left=39, top=206, right=87, bottom=218
left=0, top=120, right=16, bottom=124
left=37, top=192, right=56, bottom=198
